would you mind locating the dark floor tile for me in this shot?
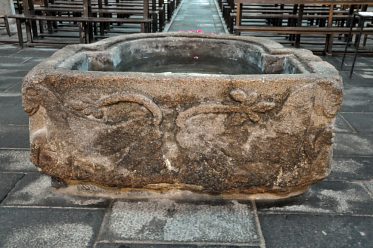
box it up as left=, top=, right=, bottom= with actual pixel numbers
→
left=342, top=113, right=373, bottom=133
left=0, top=173, right=23, bottom=202
left=0, top=207, right=104, bottom=248
left=13, top=48, right=57, bottom=58
left=333, top=133, right=373, bottom=157
left=98, top=200, right=259, bottom=245
left=256, top=181, right=373, bottom=215
left=4, top=81, right=22, bottom=93
left=0, top=45, right=20, bottom=56
left=0, top=61, right=38, bottom=71
left=329, top=157, right=373, bottom=181
left=334, top=114, right=355, bottom=133
left=0, top=150, right=36, bottom=172
left=341, top=87, right=373, bottom=112
left=2, top=173, right=110, bottom=208
left=363, top=180, right=373, bottom=196
left=0, top=56, right=29, bottom=65
left=339, top=69, right=373, bottom=88
left=0, top=96, right=28, bottom=125
left=0, top=77, right=22, bottom=91
left=0, top=125, right=29, bottom=148
left=0, top=69, right=29, bottom=77
left=95, top=243, right=257, bottom=248
left=338, top=56, right=373, bottom=69
left=259, top=214, right=373, bottom=248
left=322, top=55, right=343, bottom=68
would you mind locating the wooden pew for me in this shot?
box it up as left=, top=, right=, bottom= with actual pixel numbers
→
left=8, top=0, right=157, bottom=46
left=233, top=0, right=373, bottom=53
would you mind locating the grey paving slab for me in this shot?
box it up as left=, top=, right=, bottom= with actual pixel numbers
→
left=2, top=173, right=110, bottom=208
left=342, top=113, right=373, bottom=133
left=4, top=80, right=22, bottom=93
left=334, top=114, right=355, bottom=133
left=95, top=243, right=258, bottom=248
left=13, top=48, right=57, bottom=58
left=98, top=200, right=260, bottom=245
left=333, top=133, right=373, bottom=157
left=324, top=56, right=372, bottom=72
left=168, top=0, right=225, bottom=33
left=0, top=150, right=36, bottom=172
left=0, top=56, right=30, bottom=65
left=256, top=181, right=373, bottom=215
left=341, top=87, right=373, bottom=112
left=0, top=125, right=29, bottom=148
left=0, top=45, right=20, bottom=56
left=329, top=157, right=373, bottom=181
left=0, top=77, right=22, bottom=92
left=0, top=96, right=28, bottom=125
left=341, top=71, right=373, bottom=88
left=0, top=207, right=104, bottom=248
left=363, top=180, right=373, bottom=196
left=0, top=61, right=38, bottom=71
left=0, top=173, right=23, bottom=202
left=0, top=69, right=30, bottom=77
left=259, top=214, right=373, bottom=248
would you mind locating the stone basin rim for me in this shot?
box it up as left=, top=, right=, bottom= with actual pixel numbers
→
left=25, top=33, right=341, bottom=80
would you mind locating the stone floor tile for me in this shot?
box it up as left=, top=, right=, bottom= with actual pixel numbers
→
left=4, top=81, right=22, bottom=93
left=341, top=73, right=373, bottom=89
left=28, top=57, right=52, bottom=63
left=259, top=214, right=373, bottom=248
left=333, top=133, right=373, bottom=157
left=341, top=87, right=373, bottom=112
left=0, top=69, right=30, bottom=77
left=337, top=57, right=373, bottom=86
left=13, top=48, right=57, bottom=58
left=0, top=62, right=38, bottom=71
left=0, top=150, right=36, bottom=172
left=2, top=173, right=110, bottom=208
left=256, top=181, right=373, bottom=215
left=0, top=77, right=22, bottom=92
left=0, top=56, right=30, bottom=65
left=0, top=125, right=29, bottom=148
left=0, top=173, right=23, bottom=202
left=329, top=157, right=373, bottom=181
left=0, top=96, right=28, bottom=125
left=0, top=45, right=20, bottom=56
left=168, top=0, right=225, bottom=33
left=342, top=113, right=373, bottom=133
left=338, top=55, right=373, bottom=69
left=362, top=180, right=373, bottom=196
left=98, top=200, right=260, bottom=245
left=0, top=207, right=104, bottom=248
left=95, top=243, right=258, bottom=248
left=334, top=114, right=355, bottom=133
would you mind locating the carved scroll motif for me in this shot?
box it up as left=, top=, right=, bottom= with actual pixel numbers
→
left=70, top=92, right=163, bottom=126
left=176, top=88, right=276, bottom=128
left=23, top=85, right=62, bottom=116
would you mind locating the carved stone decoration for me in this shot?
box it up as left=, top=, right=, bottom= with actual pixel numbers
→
left=176, top=88, right=275, bottom=128
left=23, top=33, right=343, bottom=199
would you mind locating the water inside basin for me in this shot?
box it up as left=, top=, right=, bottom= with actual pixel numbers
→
left=65, top=37, right=301, bottom=75
left=114, top=55, right=261, bottom=74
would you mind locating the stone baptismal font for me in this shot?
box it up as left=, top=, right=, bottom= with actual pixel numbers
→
left=23, top=33, right=343, bottom=200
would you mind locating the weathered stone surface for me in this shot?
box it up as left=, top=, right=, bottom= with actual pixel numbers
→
left=0, top=207, right=104, bottom=248
left=22, top=33, right=343, bottom=198
left=259, top=214, right=373, bottom=248
left=98, top=200, right=259, bottom=244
